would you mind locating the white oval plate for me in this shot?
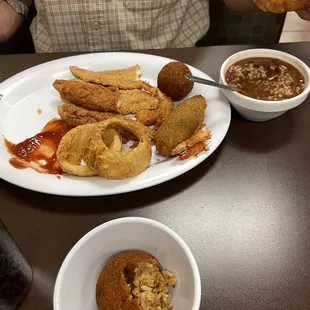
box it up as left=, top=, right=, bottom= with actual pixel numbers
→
left=0, top=52, right=230, bottom=196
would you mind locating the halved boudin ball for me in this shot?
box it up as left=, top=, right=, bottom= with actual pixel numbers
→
left=96, top=250, right=176, bottom=310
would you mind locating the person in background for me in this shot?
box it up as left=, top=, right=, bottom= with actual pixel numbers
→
left=0, top=0, right=309, bottom=53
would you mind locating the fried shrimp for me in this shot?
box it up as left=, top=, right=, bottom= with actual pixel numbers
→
left=153, top=95, right=207, bottom=156
left=171, top=126, right=211, bottom=156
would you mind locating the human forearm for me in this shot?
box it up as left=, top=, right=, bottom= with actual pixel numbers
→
left=297, top=9, right=310, bottom=21
left=223, top=0, right=258, bottom=12
left=0, top=0, right=23, bottom=43
left=224, top=0, right=310, bottom=20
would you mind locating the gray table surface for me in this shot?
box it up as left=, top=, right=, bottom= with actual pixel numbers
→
left=1, top=43, right=310, bottom=310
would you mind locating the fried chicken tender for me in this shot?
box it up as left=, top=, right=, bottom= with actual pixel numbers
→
left=134, top=82, right=174, bottom=126
left=70, top=65, right=143, bottom=90
left=153, top=95, right=207, bottom=156
left=53, top=79, right=120, bottom=112
left=58, top=103, right=153, bottom=140
left=119, top=89, right=159, bottom=115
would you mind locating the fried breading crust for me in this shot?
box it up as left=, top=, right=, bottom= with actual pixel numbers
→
left=157, top=61, right=194, bottom=101
left=58, top=103, right=153, bottom=140
left=58, top=103, right=118, bottom=127
left=153, top=95, right=207, bottom=156
left=84, top=118, right=152, bottom=179
left=70, top=65, right=143, bottom=90
left=96, top=251, right=161, bottom=310
left=119, top=89, right=159, bottom=115
left=135, top=96, right=174, bottom=126
left=134, top=82, right=174, bottom=126
left=253, top=0, right=310, bottom=12
left=56, top=125, right=122, bottom=176
left=53, top=79, right=120, bottom=112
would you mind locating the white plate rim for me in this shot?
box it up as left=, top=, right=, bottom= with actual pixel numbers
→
left=0, top=52, right=231, bottom=196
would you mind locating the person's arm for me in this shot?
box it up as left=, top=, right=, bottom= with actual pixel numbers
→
left=0, top=0, right=31, bottom=43
left=224, top=0, right=310, bottom=20
left=297, top=9, right=310, bottom=21
left=223, top=0, right=258, bottom=12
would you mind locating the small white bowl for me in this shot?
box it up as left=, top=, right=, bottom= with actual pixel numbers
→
left=53, top=217, right=201, bottom=310
left=220, top=49, right=310, bottom=122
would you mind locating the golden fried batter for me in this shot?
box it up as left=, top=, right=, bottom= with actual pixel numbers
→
left=157, top=61, right=194, bottom=101
left=153, top=95, right=207, bottom=156
left=56, top=125, right=121, bottom=176
left=135, top=96, right=174, bottom=126
left=58, top=103, right=118, bottom=127
left=53, top=79, right=120, bottom=112
left=119, top=89, right=159, bottom=115
left=70, top=65, right=143, bottom=90
left=58, top=103, right=153, bottom=140
left=253, top=0, right=310, bottom=13
left=96, top=251, right=176, bottom=310
left=84, top=118, right=151, bottom=179
left=133, top=82, right=174, bottom=126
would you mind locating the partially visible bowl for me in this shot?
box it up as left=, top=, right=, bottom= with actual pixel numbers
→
left=53, top=217, right=201, bottom=310
left=220, top=49, right=310, bottom=122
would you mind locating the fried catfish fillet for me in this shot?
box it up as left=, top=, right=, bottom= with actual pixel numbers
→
left=135, top=97, right=174, bottom=126
left=118, top=89, right=159, bottom=115
left=58, top=103, right=118, bottom=127
left=70, top=65, right=143, bottom=90
left=134, top=82, right=174, bottom=126
left=53, top=79, right=120, bottom=112
left=58, top=103, right=153, bottom=140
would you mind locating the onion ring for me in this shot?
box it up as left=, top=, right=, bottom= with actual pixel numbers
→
left=84, top=117, right=151, bottom=179
left=56, top=124, right=121, bottom=176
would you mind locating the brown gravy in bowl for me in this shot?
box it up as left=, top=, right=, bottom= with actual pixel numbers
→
left=225, top=57, right=305, bottom=101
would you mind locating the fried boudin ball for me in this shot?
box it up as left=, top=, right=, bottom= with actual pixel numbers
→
left=157, top=61, right=194, bottom=101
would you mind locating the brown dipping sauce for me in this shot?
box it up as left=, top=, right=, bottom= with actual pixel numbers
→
left=225, top=57, right=305, bottom=101
left=4, top=118, right=71, bottom=174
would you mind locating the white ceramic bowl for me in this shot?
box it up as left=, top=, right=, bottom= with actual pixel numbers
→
left=53, top=217, right=201, bottom=310
left=220, top=49, right=310, bottom=122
